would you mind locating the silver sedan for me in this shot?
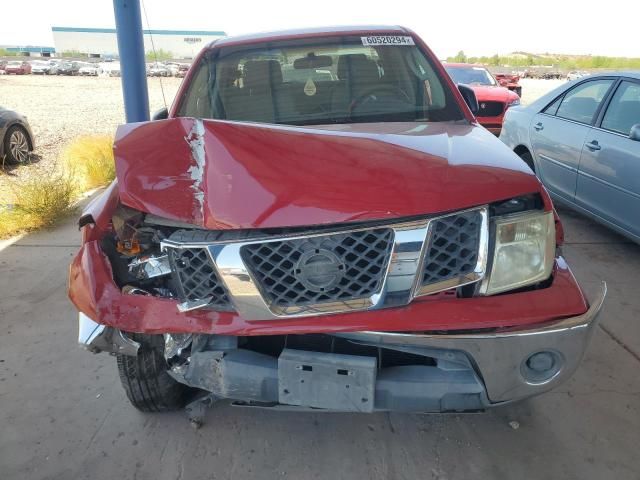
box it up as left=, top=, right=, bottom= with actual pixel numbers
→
left=500, top=72, right=640, bottom=243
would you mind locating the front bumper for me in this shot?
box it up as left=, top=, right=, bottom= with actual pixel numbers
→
left=336, top=281, right=606, bottom=405
left=79, top=283, right=605, bottom=411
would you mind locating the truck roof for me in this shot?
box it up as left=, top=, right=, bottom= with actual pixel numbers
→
left=443, top=63, right=486, bottom=68
left=208, top=25, right=410, bottom=49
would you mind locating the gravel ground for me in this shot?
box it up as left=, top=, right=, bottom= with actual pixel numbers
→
left=0, top=75, right=566, bottom=203
left=0, top=75, right=182, bottom=203
left=519, top=78, right=566, bottom=105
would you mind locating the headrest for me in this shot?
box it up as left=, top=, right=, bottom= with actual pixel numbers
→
left=337, top=54, right=379, bottom=82
left=243, top=60, right=283, bottom=91
left=605, top=101, right=639, bottom=133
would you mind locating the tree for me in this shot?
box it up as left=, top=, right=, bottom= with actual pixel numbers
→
left=453, top=50, right=467, bottom=63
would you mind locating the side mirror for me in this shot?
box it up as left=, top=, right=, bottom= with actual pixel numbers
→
left=630, top=124, right=640, bottom=142
left=152, top=107, right=168, bottom=121
left=458, top=84, right=479, bottom=115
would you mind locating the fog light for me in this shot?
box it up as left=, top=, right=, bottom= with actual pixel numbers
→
left=521, top=350, right=563, bottom=384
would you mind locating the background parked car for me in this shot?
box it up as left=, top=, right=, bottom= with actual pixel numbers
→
left=78, top=63, right=99, bottom=76
left=541, top=71, right=563, bottom=80
left=567, top=71, right=589, bottom=81
left=147, top=63, right=171, bottom=77
left=57, top=61, right=80, bottom=76
left=46, top=60, right=61, bottom=75
left=0, top=107, right=34, bottom=164
left=30, top=60, right=52, bottom=75
left=494, top=73, right=523, bottom=97
left=175, top=63, right=190, bottom=78
left=98, top=61, right=121, bottom=77
left=500, top=72, right=640, bottom=243
left=444, top=63, right=521, bottom=135
left=4, top=61, right=31, bottom=75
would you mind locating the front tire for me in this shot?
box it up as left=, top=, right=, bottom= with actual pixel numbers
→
left=3, top=125, right=31, bottom=164
left=116, top=333, right=194, bottom=412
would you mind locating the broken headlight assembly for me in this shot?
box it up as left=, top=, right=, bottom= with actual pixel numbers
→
left=101, top=205, right=177, bottom=297
left=482, top=210, right=555, bottom=295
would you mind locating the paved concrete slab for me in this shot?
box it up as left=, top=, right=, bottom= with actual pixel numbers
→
left=0, top=208, right=639, bottom=480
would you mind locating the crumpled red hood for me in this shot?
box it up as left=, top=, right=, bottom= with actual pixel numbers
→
left=113, top=118, right=541, bottom=229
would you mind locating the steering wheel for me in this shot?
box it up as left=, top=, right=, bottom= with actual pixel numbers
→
left=349, top=84, right=412, bottom=116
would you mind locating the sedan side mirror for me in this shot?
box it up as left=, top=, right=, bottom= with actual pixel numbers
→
left=152, top=107, right=168, bottom=121
left=630, top=124, right=640, bottom=142
left=458, top=84, right=479, bottom=115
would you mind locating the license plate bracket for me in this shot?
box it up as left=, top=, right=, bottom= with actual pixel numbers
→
left=278, top=349, right=377, bottom=412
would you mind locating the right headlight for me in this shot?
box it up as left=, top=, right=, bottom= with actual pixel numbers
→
left=483, top=211, right=555, bottom=295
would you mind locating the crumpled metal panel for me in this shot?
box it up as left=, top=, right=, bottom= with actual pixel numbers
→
left=113, top=117, right=544, bottom=230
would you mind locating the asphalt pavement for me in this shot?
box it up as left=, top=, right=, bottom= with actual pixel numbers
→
left=0, top=205, right=639, bottom=480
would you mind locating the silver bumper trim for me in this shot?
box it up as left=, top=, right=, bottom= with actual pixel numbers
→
left=335, top=282, right=607, bottom=403
left=78, top=313, right=140, bottom=356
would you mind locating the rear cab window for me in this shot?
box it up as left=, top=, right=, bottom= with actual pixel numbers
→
left=177, top=35, right=464, bottom=126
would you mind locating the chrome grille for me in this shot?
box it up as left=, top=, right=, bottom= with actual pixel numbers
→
left=160, top=206, right=488, bottom=319
left=241, top=229, right=394, bottom=309
left=478, top=101, right=505, bottom=117
left=422, top=210, right=483, bottom=286
left=167, top=247, right=233, bottom=310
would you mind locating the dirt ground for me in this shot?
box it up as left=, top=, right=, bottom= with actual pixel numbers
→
left=0, top=74, right=566, bottom=204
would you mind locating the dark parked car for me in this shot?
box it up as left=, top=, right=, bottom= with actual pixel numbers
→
left=0, top=107, right=34, bottom=164
left=501, top=72, right=640, bottom=243
left=57, top=61, right=80, bottom=76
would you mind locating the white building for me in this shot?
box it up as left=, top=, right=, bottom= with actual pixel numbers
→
left=51, top=26, right=226, bottom=59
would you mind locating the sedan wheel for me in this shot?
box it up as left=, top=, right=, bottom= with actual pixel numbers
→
left=5, top=127, right=31, bottom=164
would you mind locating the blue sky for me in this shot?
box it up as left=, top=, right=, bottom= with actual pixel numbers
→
left=1, top=0, right=635, bottom=58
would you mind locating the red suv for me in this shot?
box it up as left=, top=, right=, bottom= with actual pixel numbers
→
left=69, top=26, right=604, bottom=422
left=445, top=63, right=520, bottom=135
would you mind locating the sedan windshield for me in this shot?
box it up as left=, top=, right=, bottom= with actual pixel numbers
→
left=177, top=36, right=464, bottom=125
left=445, top=66, right=497, bottom=86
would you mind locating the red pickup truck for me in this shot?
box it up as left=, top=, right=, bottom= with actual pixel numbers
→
left=69, top=26, right=604, bottom=420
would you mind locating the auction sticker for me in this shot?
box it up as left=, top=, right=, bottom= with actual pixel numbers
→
left=361, top=36, right=415, bottom=46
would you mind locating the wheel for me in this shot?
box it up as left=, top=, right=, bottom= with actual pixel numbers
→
left=116, top=333, right=195, bottom=412
left=3, top=125, right=31, bottom=164
left=519, top=151, right=535, bottom=172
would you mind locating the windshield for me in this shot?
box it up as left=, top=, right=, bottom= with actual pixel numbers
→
left=445, top=66, right=496, bottom=86
left=177, top=36, right=464, bottom=125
